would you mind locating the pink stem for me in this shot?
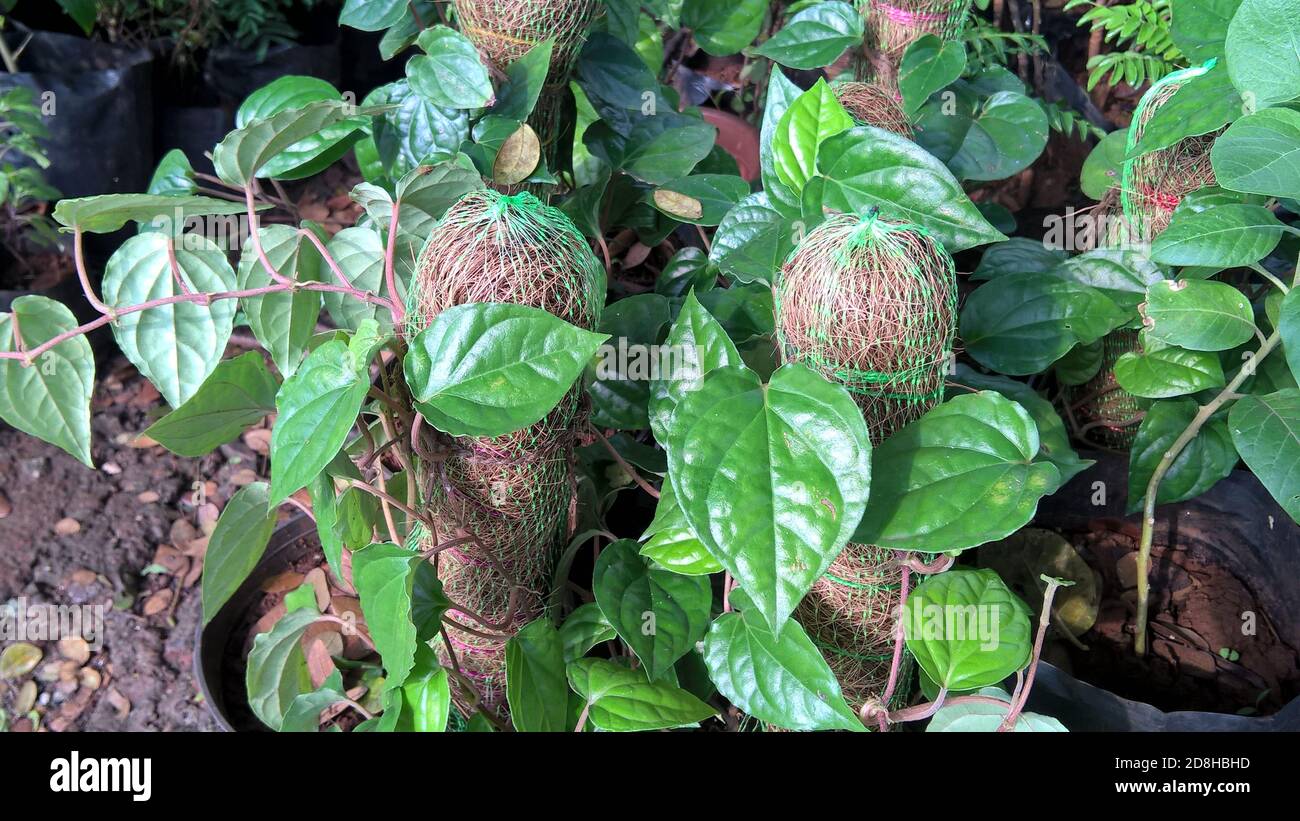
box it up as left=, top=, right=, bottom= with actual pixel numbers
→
left=165, top=238, right=193, bottom=295
left=876, top=557, right=912, bottom=729
left=383, top=203, right=405, bottom=329
left=73, top=230, right=110, bottom=314
left=244, top=184, right=293, bottom=285
left=997, top=578, right=1064, bottom=732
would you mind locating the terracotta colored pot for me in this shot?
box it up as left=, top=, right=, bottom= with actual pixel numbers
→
left=700, top=108, right=760, bottom=182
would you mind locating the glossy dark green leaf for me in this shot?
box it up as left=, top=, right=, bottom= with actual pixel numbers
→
left=268, top=335, right=371, bottom=505
left=681, top=0, right=767, bottom=55
left=899, top=34, right=966, bottom=117
left=1171, top=0, right=1242, bottom=62
left=1142, top=279, right=1256, bottom=351
left=1127, top=398, right=1237, bottom=511
left=759, top=68, right=804, bottom=219
left=352, top=542, right=420, bottom=690
left=492, top=40, right=553, bottom=122
left=0, top=296, right=94, bottom=467
left=246, top=607, right=318, bottom=730
left=667, top=364, right=871, bottom=630
left=1053, top=340, right=1103, bottom=386
left=589, top=293, right=671, bottom=430
left=1114, top=342, right=1225, bottom=398
left=904, top=568, right=1033, bottom=691
left=655, top=247, right=716, bottom=297
left=949, top=366, right=1094, bottom=484
left=709, top=192, right=795, bottom=284
left=1128, top=62, right=1241, bottom=159
left=753, top=1, right=863, bottom=69
left=203, top=482, right=279, bottom=625
left=1048, top=248, right=1163, bottom=313
left=101, top=232, right=237, bottom=407
left=593, top=539, right=711, bottom=680
left=505, top=618, right=571, bottom=732
left=559, top=602, right=617, bottom=662
left=144, top=351, right=278, bottom=456
left=961, top=272, right=1129, bottom=374
left=1280, top=287, right=1300, bottom=383
left=702, top=587, right=862, bottom=731
left=818, top=126, right=1006, bottom=252
left=854, top=392, right=1062, bottom=550
left=972, top=238, right=1067, bottom=281
left=405, top=303, right=608, bottom=438
left=651, top=174, right=748, bottom=226
left=366, top=80, right=471, bottom=178
left=566, top=658, right=716, bottom=731
left=339, top=0, right=407, bottom=30
left=406, top=26, right=492, bottom=109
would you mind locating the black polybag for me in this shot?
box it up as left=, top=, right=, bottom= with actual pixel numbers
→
left=1025, top=455, right=1300, bottom=731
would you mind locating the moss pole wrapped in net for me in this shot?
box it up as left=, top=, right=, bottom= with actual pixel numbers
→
left=410, top=189, right=605, bottom=720
left=1121, top=64, right=1219, bottom=242
left=834, top=81, right=913, bottom=137
left=775, top=210, right=957, bottom=445
left=852, top=0, right=972, bottom=83
left=1069, top=328, right=1144, bottom=450
left=775, top=210, right=955, bottom=712
left=455, top=0, right=601, bottom=193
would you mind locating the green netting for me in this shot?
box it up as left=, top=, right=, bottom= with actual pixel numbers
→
left=454, top=0, right=600, bottom=83
left=1120, top=62, right=1219, bottom=242
left=775, top=210, right=957, bottom=445
left=795, top=543, right=910, bottom=712
left=834, top=81, right=912, bottom=136
left=852, top=0, right=973, bottom=84
left=1069, top=328, right=1144, bottom=450
left=406, top=188, right=601, bottom=723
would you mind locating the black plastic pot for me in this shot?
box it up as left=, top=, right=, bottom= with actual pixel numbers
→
left=1023, top=454, right=1300, bottom=731
left=195, top=515, right=320, bottom=733
left=203, top=39, right=341, bottom=108
left=0, top=30, right=153, bottom=199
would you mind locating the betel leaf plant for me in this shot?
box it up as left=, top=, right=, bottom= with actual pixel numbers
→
left=963, top=0, right=1300, bottom=657
left=3, top=0, right=1294, bottom=734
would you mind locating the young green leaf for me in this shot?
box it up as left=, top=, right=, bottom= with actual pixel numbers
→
left=702, top=587, right=863, bottom=731
left=394, top=645, right=451, bottom=732
left=708, top=192, right=795, bottom=285
left=1142, top=279, right=1256, bottom=352
left=772, top=79, right=854, bottom=198
left=237, top=225, right=323, bottom=378
left=52, top=194, right=259, bottom=234
left=268, top=337, right=371, bottom=506
left=202, top=482, right=279, bottom=625
left=144, top=351, right=278, bottom=457
left=404, top=302, right=608, bottom=438
left=593, top=539, right=711, bottom=680
left=214, top=100, right=359, bottom=186
left=971, top=238, right=1068, bottom=281
left=1113, top=343, right=1225, bottom=398
left=0, top=296, right=94, bottom=467
left=236, top=76, right=367, bottom=180
left=904, top=568, right=1033, bottom=691
left=505, top=619, right=571, bottom=732
left=566, top=658, right=716, bottom=731
left=666, top=364, right=871, bottom=631
left=101, top=232, right=237, bottom=407
left=280, top=670, right=348, bottom=732
left=639, top=481, right=724, bottom=576
left=559, top=602, right=617, bottom=663
left=647, top=290, right=742, bottom=442
left=680, top=0, right=767, bottom=56
left=246, top=607, right=319, bottom=730
left=949, top=91, right=1050, bottom=182
left=352, top=542, right=421, bottom=691
left=854, top=392, right=1062, bottom=550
